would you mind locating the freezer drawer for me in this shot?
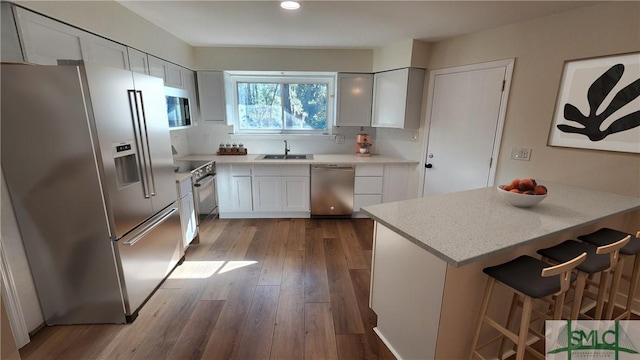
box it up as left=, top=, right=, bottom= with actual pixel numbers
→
left=116, top=204, right=182, bottom=317
left=311, top=165, right=355, bottom=216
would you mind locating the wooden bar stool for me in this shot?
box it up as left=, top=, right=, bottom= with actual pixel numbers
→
left=578, top=228, right=640, bottom=320
left=536, top=235, right=630, bottom=320
left=469, top=253, right=586, bottom=360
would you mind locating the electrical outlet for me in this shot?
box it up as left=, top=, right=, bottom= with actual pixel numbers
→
left=204, top=134, right=212, bottom=144
left=410, top=131, right=418, bottom=142
left=510, top=147, right=531, bottom=161
left=335, top=135, right=345, bottom=144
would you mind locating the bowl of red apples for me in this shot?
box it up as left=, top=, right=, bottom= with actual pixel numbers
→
left=497, top=178, right=548, bottom=207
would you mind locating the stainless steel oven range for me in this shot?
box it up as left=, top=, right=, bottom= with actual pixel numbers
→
left=189, top=161, right=218, bottom=225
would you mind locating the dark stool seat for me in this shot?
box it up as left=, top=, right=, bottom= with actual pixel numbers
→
left=578, top=228, right=639, bottom=320
left=537, top=236, right=630, bottom=320
left=470, top=253, right=585, bottom=360
left=537, top=240, right=610, bottom=274
left=578, top=228, right=640, bottom=255
left=483, top=255, right=576, bottom=298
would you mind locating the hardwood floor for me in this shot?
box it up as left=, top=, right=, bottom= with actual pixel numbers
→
left=19, top=218, right=396, bottom=360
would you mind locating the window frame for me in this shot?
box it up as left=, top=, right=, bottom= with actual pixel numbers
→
left=227, top=71, right=336, bottom=135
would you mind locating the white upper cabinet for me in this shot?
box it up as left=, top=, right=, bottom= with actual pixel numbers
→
left=148, top=55, right=184, bottom=88
left=372, top=68, right=425, bottom=129
left=335, top=73, right=374, bottom=127
left=14, top=7, right=84, bottom=65
left=15, top=7, right=129, bottom=70
left=196, top=71, right=226, bottom=123
left=80, top=33, right=129, bottom=70
left=1, top=3, right=24, bottom=62
left=127, top=47, right=150, bottom=75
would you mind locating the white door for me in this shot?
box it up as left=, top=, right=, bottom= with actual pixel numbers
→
left=421, top=60, right=513, bottom=196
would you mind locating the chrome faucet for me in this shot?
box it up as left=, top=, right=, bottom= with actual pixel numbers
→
left=284, top=140, right=290, bottom=158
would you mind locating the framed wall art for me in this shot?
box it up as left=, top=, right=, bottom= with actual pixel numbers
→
left=547, top=52, right=640, bottom=153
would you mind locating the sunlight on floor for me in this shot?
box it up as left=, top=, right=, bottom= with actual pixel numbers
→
left=169, top=260, right=258, bottom=279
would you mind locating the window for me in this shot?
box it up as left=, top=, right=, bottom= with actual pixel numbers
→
left=228, top=72, right=335, bottom=134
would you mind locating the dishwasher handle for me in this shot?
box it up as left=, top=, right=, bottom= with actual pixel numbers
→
left=312, top=164, right=354, bottom=171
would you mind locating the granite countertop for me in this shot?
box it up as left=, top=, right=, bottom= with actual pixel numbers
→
left=176, top=153, right=418, bottom=165
left=361, top=182, right=640, bottom=267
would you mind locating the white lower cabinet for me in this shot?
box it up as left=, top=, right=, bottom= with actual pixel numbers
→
left=177, top=176, right=197, bottom=248
left=253, top=176, right=282, bottom=212
left=282, top=177, right=310, bottom=212
left=231, top=176, right=253, bottom=211
left=354, top=163, right=410, bottom=216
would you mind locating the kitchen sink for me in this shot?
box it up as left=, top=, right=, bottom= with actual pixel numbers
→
left=257, top=154, right=313, bottom=160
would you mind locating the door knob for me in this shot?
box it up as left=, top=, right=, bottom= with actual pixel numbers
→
left=426, top=164, right=433, bottom=168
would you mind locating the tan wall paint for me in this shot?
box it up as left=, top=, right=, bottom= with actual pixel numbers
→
left=193, top=47, right=372, bottom=72
left=13, top=0, right=194, bottom=68
left=426, top=1, right=640, bottom=197
left=372, top=39, right=413, bottom=72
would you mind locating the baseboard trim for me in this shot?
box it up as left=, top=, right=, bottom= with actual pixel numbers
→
left=373, top=326, right=404, bottom=360
left=0, top=239, right=30, bottom=347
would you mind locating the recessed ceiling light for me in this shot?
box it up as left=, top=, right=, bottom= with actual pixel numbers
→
left=280, top=1, right=301, bottom=10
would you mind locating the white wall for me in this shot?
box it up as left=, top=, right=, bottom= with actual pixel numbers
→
left=423, top=1, right=640, bottom=197
left=194, top=47, right=372, bottom=72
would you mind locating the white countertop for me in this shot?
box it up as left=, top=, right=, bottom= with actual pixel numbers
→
left=174, top=172, right=191, bottom=182
left=361, top=182, right=640, bottom=267
left=176, top=153, right=418, bottom=165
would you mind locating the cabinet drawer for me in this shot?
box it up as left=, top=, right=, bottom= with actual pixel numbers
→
left=353, top=194, right=382, bottom=212
left=253, top=164, right=281, bottom=176
left=231, top=164, right=252, bottom=176
left=354, top=177, right=383, bottom=194
left=355, top=164, right=384, bottom=176
left=282, top=164, right=309, bottom=176
left=178, top=177, right=192, bottom=197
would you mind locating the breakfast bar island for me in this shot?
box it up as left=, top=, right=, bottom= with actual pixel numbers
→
left=361, top=182, right=639, bottom=360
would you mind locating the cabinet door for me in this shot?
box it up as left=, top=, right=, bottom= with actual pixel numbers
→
left=282, top=176, right=310, bottom=212
left=336, top=73, right=373, bottom=127
left=180, top=193, right=197, bottom=247
left=372, top=68, right=424, bottom=130
left=80, top=34, right=129, bottom=70
left=197, top=71, right=226, bottom=122
left=372, top=69, right=409, bottom=129
left=165, top=63, right=184, bottom=88
left=14, top=7, right=84, bottom=65
left=252, top=176, right=282, bottom=212
left=232, top=176, right=253, bottom=211
left=148, top=55, right=167, bottom=82
left=1, top=3, right=24, bottom=62
left=127, top=47, right=149, bottom=75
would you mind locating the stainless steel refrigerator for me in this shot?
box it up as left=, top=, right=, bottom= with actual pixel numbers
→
left=1, top=62, right=183, bottom=324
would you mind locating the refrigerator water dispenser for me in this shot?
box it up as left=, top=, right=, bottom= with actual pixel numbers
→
left=113, top=141, right=140, bottom=188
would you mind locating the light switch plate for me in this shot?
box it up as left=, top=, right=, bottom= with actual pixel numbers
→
left=511, top=147, right=531, bottom=161
left=335, top=134, right=345, bottom=144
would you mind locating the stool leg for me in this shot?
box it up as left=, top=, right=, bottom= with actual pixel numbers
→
left=516, top=296, right=533, bottom=360
left=595, top=271, right=610, bottom=320
left=624, top=255, right=640, bottom=320
left=606, top=257, right=625, bottom=319
left=571, top=272, right=588, bottom=319
left=499, top=293, right=520, bottom=358
left=470, top=278, right=495, bottom=360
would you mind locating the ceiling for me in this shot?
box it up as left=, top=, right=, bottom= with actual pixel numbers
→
left=117, top=1, right=597, bottom=49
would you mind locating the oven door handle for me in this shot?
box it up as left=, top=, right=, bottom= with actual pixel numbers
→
left=194, top=174, right=215, bottom=188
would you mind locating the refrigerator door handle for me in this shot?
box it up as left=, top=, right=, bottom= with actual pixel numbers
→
left=136, top=90, right=157, bottom=197
left=122, top=207, right=178, bottom=246
left=128, top=90, right=150, bottom=199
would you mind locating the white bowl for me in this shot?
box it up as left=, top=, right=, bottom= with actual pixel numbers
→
left=496, top=186, right=547, bottom=207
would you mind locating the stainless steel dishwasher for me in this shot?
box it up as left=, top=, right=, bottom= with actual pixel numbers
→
left=311, top=164, right=355, bottom=217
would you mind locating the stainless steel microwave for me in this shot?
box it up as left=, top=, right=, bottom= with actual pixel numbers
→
left=165, top=87, right=191, bottom=128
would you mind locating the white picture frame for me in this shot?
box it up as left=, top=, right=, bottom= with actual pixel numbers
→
left=548, top=52, right=640, bottom=153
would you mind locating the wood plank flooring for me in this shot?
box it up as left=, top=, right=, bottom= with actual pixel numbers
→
left=19, top=218, right=396, bottom=360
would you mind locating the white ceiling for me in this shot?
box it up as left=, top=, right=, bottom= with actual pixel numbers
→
left=117, top=1, right=597, bottom=49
